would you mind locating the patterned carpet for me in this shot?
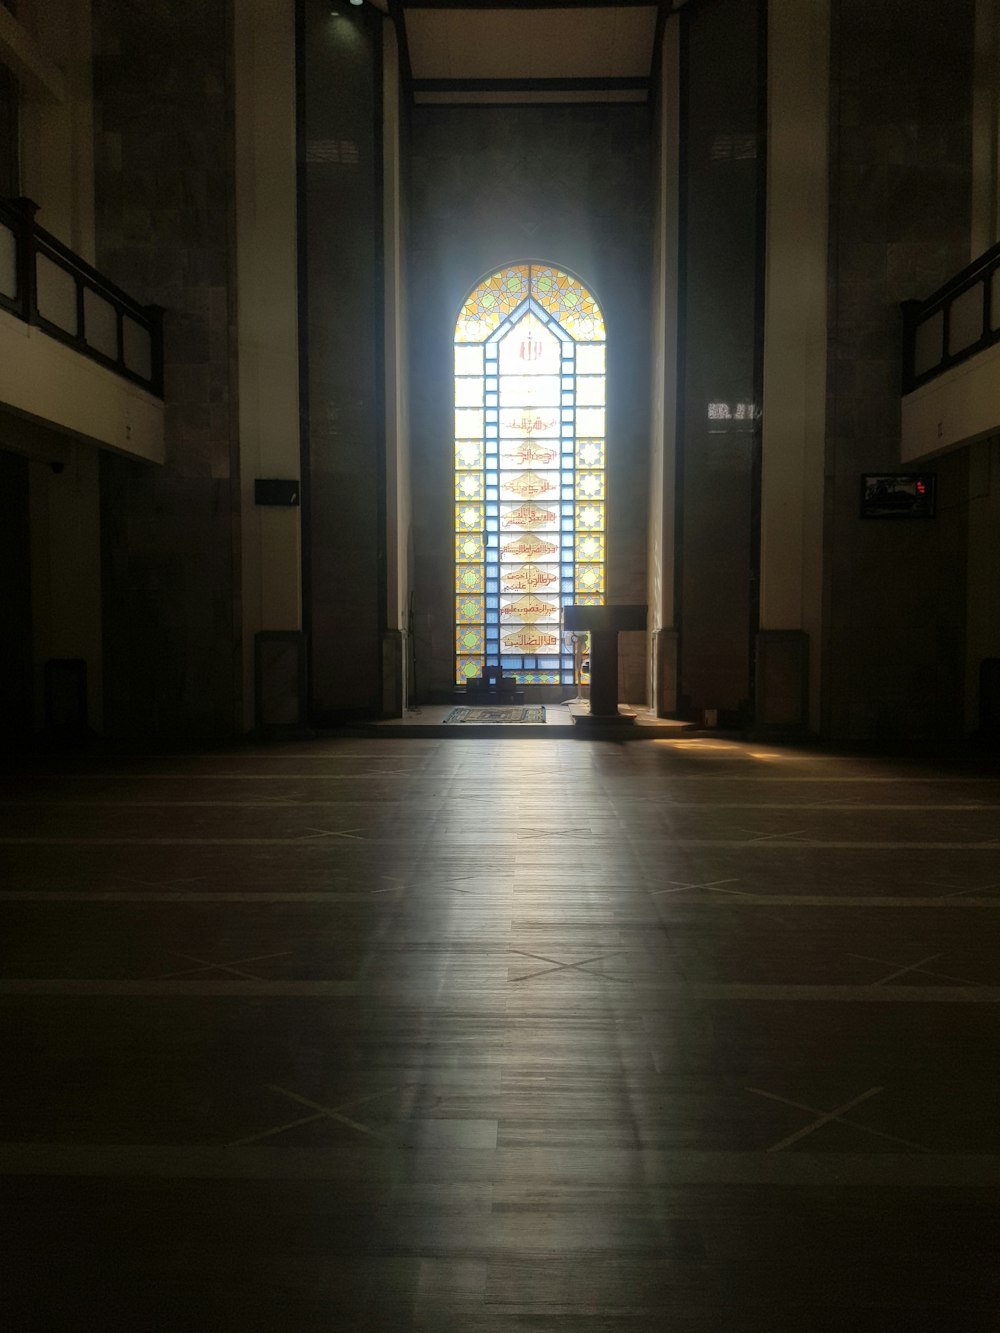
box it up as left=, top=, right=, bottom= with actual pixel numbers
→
left=442, top=706, right=546, bottom=724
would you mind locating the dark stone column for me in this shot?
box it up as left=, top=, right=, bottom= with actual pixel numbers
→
left=755, top=629, right=808, bottom=731
left=300, top=3, right=384, bottom=722
left=823, top=0, right=975, bottom=739
left=675, top=0, right=764, bottom=725
left=93, top=0, right=240, bottom=742
left=0, top=449, right=32, bottom=741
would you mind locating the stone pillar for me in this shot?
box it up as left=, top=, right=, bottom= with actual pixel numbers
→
left=235, top=0, right=302, bottom=734
left=652, top=626, right=679, bottom=716
left=758, top=0, right=829, bottom=733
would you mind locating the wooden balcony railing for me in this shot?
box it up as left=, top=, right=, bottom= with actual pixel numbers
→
left=902, top=241, right=1000, bottom=394
left=0, top=196, right=163, bottom=398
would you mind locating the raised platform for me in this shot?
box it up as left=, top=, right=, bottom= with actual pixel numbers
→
left=329, top=703, right=698, bottom=740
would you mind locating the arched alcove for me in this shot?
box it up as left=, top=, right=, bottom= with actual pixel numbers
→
left=453, top=263, right=606, bottom=691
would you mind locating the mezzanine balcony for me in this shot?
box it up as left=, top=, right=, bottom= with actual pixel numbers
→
left=901, top=242, right=1000, bottom=462
left=0, top=196, right=163, bottom=462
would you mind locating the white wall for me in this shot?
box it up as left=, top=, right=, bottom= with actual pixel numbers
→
left=901, top=341, right=1000, bottom=462
left=0, top=311, right=164, bottom=461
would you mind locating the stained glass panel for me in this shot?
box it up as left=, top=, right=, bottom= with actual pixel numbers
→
left=456, top=564, right=484, bottom=593
left=456, top=595, right=485, bottom=624
left=456, top=502, right=485, bottom=531
left=576, top=439, right=604, bottom=468
left=455, top=263, right=605, bottom=686
left=456, top=532, right=484, bottom=562
left=575, top=564, right=605, bottom=594
left=575, top=502, right=605, bottom=531
left=530, top=266, right=606, bottom=341
left=500, top=410, right=559, bottom=439
left=456, top=625, right=485, bottom=654
left=501, top=501, right=559, bottom=532
left=499, top=471, right=560, bottom=502
left=456, top=440, right=483, bottom=469
left=456, top=655, right=484, bottom=683
left=456, top=264, right=530, bottom=343
left=500, top=438, right=560, bottom=468
left=575, top=471, right=605, bottom=500
left=575, top=532, right=605, bottom=562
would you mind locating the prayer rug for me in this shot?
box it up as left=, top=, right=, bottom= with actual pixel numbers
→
left=443, top=706, right=546, bottom=724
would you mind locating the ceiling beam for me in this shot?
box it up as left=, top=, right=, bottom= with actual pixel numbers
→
left=410, top=74, right=649, bottom=91
left=403, top=0, right=656, bottom=9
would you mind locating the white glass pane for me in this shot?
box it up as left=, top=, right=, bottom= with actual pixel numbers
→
left=455, top=345, right=484, bottom=374
left=947, top=284, right=983, bottom=356
left=456, top=440, right=483, bottom=468
left=912, top=310, right=943, bottom=377
left=84, top=287, right=118, bottom=360
left=499, top=374, right=561, bottom=407
left=576, top=407, right=605, bottom=435
left=575, top=343, right=605, bottom=374
left=576, top=376, right=606, bottom=406
left=0, top=222, right=16, bottom=299
left=454, top=377, right=484, bottom=407
left=455, top=409, right=484, bottom=438
left=36, top=254, right=77, bottom=333
left=123, top=316, right=152, bottom=381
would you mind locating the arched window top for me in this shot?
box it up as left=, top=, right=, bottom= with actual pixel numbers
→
left=455, top=263, right=606, bottom=345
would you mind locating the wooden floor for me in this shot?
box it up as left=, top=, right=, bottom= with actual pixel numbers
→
left=2, top=734, right=1000, bottom=1330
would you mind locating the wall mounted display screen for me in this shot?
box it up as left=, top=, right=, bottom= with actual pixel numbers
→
left=454, top=264, right=606, bottom=687
left=860, top=473, right=936, bottom=519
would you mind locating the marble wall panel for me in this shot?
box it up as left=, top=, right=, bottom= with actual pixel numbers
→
left=409, top=102, right=652, bottom=700
left=93, top=0, right=239, bottom=741
left=823, top=0, right=975, bottom=739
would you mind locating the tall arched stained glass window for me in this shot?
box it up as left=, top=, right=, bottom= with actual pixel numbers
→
left=454, top=263, right=606, bottom=688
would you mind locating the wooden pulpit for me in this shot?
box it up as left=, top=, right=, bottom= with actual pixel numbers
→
left=562, top=604, right=647, bottom=722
